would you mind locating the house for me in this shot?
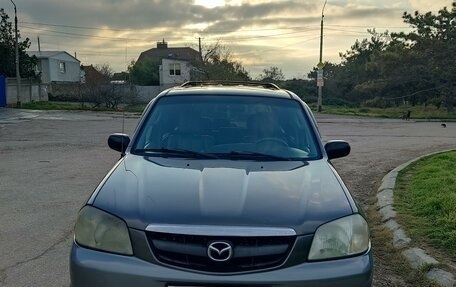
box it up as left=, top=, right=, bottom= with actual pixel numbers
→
left=81, top=65, right=110, bottom=85
left=28, top=51, right=81, bottom=84
left=136, top=40, right=202, bottom=85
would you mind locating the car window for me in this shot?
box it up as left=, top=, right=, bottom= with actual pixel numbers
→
left=133, top=95, right=321, bottom=160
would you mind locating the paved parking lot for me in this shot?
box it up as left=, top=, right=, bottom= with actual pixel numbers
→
left=0, top=108, right=455, bottom=286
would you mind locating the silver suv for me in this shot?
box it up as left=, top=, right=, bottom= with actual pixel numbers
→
left=70, top=81, right=373, bottom=287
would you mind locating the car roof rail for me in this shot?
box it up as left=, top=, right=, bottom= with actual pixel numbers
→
left=180, top=81, right=281, bottom=90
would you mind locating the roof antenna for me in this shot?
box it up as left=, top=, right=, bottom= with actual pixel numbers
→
left=121, top=91, right=126, bottom=157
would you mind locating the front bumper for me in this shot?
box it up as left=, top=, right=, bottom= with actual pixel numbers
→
left=70, top=242, right=373, bottom=287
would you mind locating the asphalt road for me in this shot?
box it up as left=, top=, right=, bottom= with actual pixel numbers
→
left=0, top=108, right=455, bottom=287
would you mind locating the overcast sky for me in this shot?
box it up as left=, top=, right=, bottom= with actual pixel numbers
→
left=3, top=0, right=452, bottom=78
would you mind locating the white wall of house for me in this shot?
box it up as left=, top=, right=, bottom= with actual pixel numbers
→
left=38, top=59, right=50, bottom=83
left=159, top=58, right=191, bottom=85
left=47, top=53, right=80, bottom=83
left=31, top=52, right=80, bottom=84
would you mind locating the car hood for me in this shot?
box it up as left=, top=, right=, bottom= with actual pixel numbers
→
left=92, top=155, right=353, bottom=235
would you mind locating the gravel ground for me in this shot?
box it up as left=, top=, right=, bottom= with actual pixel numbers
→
left=318, top=114, right=456, bottom=286
left=0, top=109, right=455, bottom=286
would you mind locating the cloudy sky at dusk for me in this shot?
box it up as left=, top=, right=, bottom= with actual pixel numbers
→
left=3, top=0, right=452, bottom=78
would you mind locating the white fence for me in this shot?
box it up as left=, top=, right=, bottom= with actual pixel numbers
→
left=134, top=84, right=175, bottom=103
left=5, top=78, right=178, bottom=106
left=6, top=78, right=48, bottom=106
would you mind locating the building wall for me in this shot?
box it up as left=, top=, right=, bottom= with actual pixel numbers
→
left=48, top=57, right=80, bottom=83
left=6, top=78, right=48, bottom=106
left=34, top=53, right=80, bottom=84
left=160, top=59, right=191, bottom=85
left=40, top=59, right=50, bottom=83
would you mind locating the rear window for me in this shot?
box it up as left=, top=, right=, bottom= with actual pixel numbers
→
left=133, top=95, right=322, bottom=160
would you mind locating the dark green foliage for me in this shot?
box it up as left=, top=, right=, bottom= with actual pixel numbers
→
left=280, top=78, right=316, bottom=102
left=0, top=8, right=37, bottom=78
left=311, top=2, right=456, bottom=112
left=258, top=66, right=285, bottom=82
left=128, top=58, right=160, bottom=86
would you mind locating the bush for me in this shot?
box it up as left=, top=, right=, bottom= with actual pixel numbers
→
left=364, top=97, right=393, bottom=108
left=325, top=97, right=358, bottom=107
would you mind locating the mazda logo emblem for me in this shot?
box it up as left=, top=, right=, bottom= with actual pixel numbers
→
left=207, top=241, right=233, bottom=262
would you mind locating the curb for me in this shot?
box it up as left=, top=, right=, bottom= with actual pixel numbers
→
left=376, top=149, right=456, bottom=287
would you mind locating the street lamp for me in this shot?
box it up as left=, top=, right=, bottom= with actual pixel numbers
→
left=317, top=0, right=327, bottom=112
left=10, top=0, right=21, bottom=107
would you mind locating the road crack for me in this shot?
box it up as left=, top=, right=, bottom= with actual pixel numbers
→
left=0, top=228, right=73, bottom=283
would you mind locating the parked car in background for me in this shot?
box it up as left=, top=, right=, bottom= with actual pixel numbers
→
left=70, top=81, right=373, bottom=287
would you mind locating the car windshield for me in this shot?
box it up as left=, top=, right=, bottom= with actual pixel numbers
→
left=132, top=95, right=321, bottom=160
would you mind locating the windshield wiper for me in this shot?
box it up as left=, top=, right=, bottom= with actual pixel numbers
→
left=220, top=151, right=291, bottom=161
left=134, top=148, right=219, bottom=159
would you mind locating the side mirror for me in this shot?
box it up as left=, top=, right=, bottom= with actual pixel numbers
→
left=325, top=140, right=350, bottom=160
left=108, top=133, right=130, bottom=154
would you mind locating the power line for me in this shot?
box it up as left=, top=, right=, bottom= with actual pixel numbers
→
left=21, top=24, right=322, bottom=43
left=326, top=24, right=410, bottom=29
left=20, top=20, right=411, bottom=34
left=213, top=29, right=319, bottom=41
left=20, top=25, right=140, bottom=41
left=20, top=21, right=137, bottom=32
left=325, top=27, right=371, bottom=35
left=20, top=20, right=317, bottom=33
left=235, top=36, right=321, bottom=56
left=383, top=85, right=447, bottom=100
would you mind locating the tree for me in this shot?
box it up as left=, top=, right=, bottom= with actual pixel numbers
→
left=257, top=66, right=285, bottom=82
left=281, top=78, right=316, bottom=102
left=394, top=2, right=456, bottom=111
left=193, top=41, right=250, bottom=81
left=305, top=2, right=456, bottom=110
left=95, top=63, right=114, bottom=80
left=0, top=8, right=36, bottom=78
left=128, top=58, right=160, bottom=85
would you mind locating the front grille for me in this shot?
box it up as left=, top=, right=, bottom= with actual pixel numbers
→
left=147, top=231, right=296, bottom=273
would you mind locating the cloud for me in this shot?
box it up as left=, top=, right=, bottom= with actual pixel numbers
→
left=19, top=0, right=314, bottom=32
left=408, top=0, right=453, bottom=13
left=15, top=0, right=451, bottom=77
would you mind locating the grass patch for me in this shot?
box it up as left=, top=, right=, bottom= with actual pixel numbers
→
left=21, top=101, right=90, bottom=111
left=123, top=104, right=146, bottom=113
left=21, top=101, right=146, bottom=113
left=22, top=101, right=454, bottom=120
left=366, top=204, right=439, bottom=286
left=309, top=104, right=456, bottom=120
left=395, top=151, right=456, bottom=259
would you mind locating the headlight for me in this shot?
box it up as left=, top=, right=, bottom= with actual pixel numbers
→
left=74, top=205, right=133, bottom=255
left=308, top=214, right=370, bottom=260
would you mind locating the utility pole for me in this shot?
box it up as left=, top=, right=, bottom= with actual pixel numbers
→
left=317, top=0, right=327, bottom=113
left=198, top=37, right=202, bottom=58
left=10, top=0, right=21, bottom=107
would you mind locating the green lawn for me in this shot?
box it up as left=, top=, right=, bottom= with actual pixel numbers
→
left=20, top=101, right=455, bottom=120
left=21, top=101, right=146, bottom=113
left=21, top=101, right=90, bottom=111
left=310, top=105, right=456, bottom=120
left=394, top=151, right=456, bottom=259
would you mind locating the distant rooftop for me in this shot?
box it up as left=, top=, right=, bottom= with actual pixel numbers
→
left=137, top=39, right=201, bottom=64
left=27, top=51, right=79, bottom=61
